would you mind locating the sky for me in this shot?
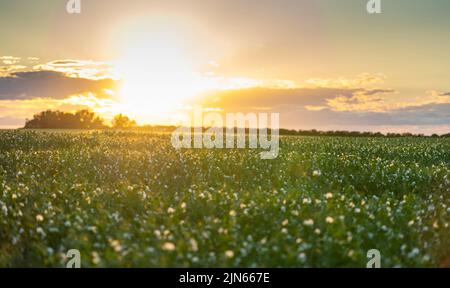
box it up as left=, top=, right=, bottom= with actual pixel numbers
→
left=0, top=0, right=449, bottom=134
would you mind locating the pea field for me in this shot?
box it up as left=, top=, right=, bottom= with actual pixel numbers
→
left=0, top=130, right=448, bottom=267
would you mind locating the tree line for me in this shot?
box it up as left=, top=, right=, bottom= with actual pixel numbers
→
left=23, top=109, right=450, bottom=137
left=24, top=110, right=136, bottom=129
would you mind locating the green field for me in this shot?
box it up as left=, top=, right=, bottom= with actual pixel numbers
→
left=0, top=130, right=448, bottom=267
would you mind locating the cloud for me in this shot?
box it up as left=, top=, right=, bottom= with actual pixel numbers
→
left=0, top=70, right=116, bottom=100
left=196, top=87, right=357, bottom=111
left=35, top=59, right=118, bottom=80
left=358, top=88, right=396, bottom=96
left=277, top=103, right=450, bottom=134
left=193, top=83, right=450, bottom=134
left=0, top=56, right=21, bottom=65
left=304, top=73, right=387, bottom=89
left=0, top=65, right=27, bottom=75
left=0, top=60, right=447, bottom=134
left=324, top=90, right=450, bottom=113
left=196, top=85, right=398, bottom=113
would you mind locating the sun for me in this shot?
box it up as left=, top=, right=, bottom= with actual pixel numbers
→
left=114, top=18, right=214, bottom=124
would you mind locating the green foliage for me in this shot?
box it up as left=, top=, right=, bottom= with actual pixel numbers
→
left=24, top=110, right=106, bottom=129
left=0, top=130, right=448, bottom=267
left=112, top=114, right=137, bottom=129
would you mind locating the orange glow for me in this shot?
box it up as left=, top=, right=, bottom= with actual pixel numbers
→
left=113, top=17, right=217, bottom=123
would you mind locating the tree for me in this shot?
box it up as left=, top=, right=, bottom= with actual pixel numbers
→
left=112, top=114, right=137, bottom=129
left=24, top=110, right=106, bottom=129
left=75, top=110, right=105, bottom=129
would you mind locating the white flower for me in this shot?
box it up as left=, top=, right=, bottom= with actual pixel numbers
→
left=326, top=216, right=334, bottom=224
left=190, top=239, right=198, bottom=252
left=325, top=193, right=333, bottom=199
left=1, top=205, right=7, bottom=216
left=109, top=239, right=122, bottom=252
left=408, top=248, right=420, bottom=258
left=218, top=227, right=227, bottom=234
left=162, top=242, right=176, bottom=251
left=225, top=250, right=234, bottom=258
left=229, top=210, right=237, bottom=217
left=312, top=170, right=322, bottom=177
left=36, top=227, right=46, bottom=237
left=348, top=250, right=354, bottom=257
left=298, top=252, right=307, bottom=262
left=92, top=251, right=101, bottom=265
left=282, top=219, right=289, bottom=226
left=36, top=214, right=44, bottom=222
left=87, top=226, right=98, bottom=234
left=303, top=219, right=314, bottom=226
left=422, top=254, right=431, bottom=262
left=167, top=207, right=175, bottom=214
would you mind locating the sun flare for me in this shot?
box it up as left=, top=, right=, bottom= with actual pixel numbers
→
left=114, top=18, right=215, bottom=124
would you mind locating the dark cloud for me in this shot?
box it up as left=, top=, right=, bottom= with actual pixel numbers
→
left=195, top=87, right=357, bottom=110
left=193, top=88, right=450, bottom=130
left=386, top=103, right=450, bottom=125
left=0, top=70, right=116, bottom=100
left=194, top=87, right=398, bottom=112
left=278, top=103, right=450, bottom=131
left=50, top=60, right=81, bottom=65
left=358, top=88, right=396, bottom=96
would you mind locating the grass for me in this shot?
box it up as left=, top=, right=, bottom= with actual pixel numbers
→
left=0, top=130, right=448, bottom=267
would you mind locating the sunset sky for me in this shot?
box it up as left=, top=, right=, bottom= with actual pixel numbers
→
left=1, top=0, right=449, bottom=133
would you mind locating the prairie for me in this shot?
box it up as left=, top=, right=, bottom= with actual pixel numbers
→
left=0, top=130, right=448, bottom=267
